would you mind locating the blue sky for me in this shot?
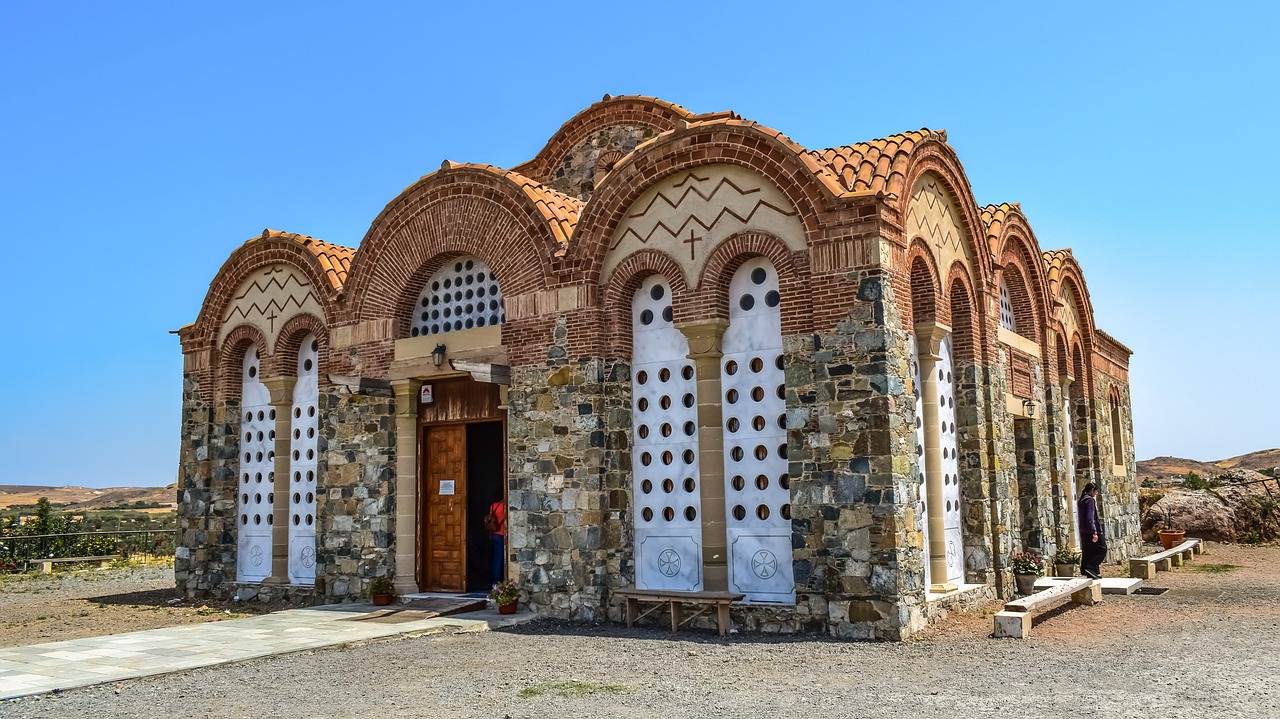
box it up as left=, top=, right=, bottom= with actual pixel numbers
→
left=1, top=2, right=1275, bottom=488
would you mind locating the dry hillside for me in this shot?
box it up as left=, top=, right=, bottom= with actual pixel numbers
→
left=0, top=485, right=176, bottom=511
left=1137, top=448, right=1279, bottom=482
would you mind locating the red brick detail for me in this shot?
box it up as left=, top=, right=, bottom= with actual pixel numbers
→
left=217, top=324, right=268, bottom=400
left=898, top=143, right=993, bottom=290
left=1010, top=350, right=1034, bottom=398
left=999, top=264, right=1041, bottom=347
left=269, top=313, right=329, bottom=378
left=698, top=230, right=812, bottom=336
left=1055, top=331, right=1071, bottom=381
left=1070, top=339, right=1092, bottom=406
left=343, top=168, right=562, bottom=327
left=569, top=124, right=836, bottom=283
left=992, top=213, right=1053, bottom=351
left=906, top=239, right=941, bottom=328
left=600, top=250, right=691, bottom=358
left=946, top=265, right=981, bottom=365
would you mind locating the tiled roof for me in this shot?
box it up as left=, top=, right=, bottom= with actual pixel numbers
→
left=1042, top=248, right=1074, bottom=295
left=980, top=203, right=1020, bottom=239
left=445, top=163, right=583, bottom=245
left=258, top=230, right=355, bottom=291
left=808, top=129, right=943, bottom=198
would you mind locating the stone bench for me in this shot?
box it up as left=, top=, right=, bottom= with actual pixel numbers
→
left=27, top=555, right=121, bottom=573
left=1128, top=538, right=1203, bottom=579
left=615, top=588, right=745, bottom=637
left=994, top=576, right=1101, bottom=639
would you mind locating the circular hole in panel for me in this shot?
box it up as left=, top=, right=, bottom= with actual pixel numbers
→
left=308, top=427, right=315, bottom=438
left=683, top=449, right=695, bottom=464
left=257, top=411, right=265, bottom=421
left=254, top=515, right=261, bottom=525
left=641, top=452, right=652, bottom=467
left=947, top=372, right=952, bottom=382
left=684, top=506, right=697, bottom=522
left=778, top=443, right=788, bottom=459
left=256, top=452, right=264, bottom=462
left=650, top=284, right=665, bottom=301
left=642, top=507, right=654, bottom=522
left=662, top=478, right=674, bottom=493
left=732, top=505, right=747, bottom=521
left=304, top=359, right=314, bottom=372
left=254, top=493, right=262, bottom=504
left=465, top=319, right=474, bottom=329
left=245, top=412, right=253, bottom=422
left=750, top=357, right=764, bottom=373
left=752, top=416, right=767, bottom=431
left=293, top=515, right=300, bottom=526
left=732, top=475, right=745, bottom=491
left=938, top=368, right=944, bottom=381
left=308, top=407, right=316, bottom=418
left=661, top=450, right=673, bottom=466
left=950, top=422, right=956, bottom=434
left=725, top=360, right=738, bottom=376
left=638, top=425, right=650, bottom=439
left=269, top=430, right=275, bottom=441
left=241, top=493, right=248, bottom=504
left=949, top=397, right=954, bottom=409
left=726, top=389, right=739, bottom=404
left=638, top=397, right=649, bottom=412
left=681, top=365, right=694, bottom=381
left=663, top=507, right=675, bottom=522
left=305, top=515, right=313, bottom=526
left=292, top=450, right=300, bottom=461
left=727, top=417, right=740, bottom=433
left=754, top=445, right=768, bottom=461
left=755, top=474, right=769, bottom=490
left=306, top=492, right=313, bottom=503
left=730, top=446, right=744, bottom=462
left=641, top=479, right=653, bottom=494
left=682, top=393, right=694, bottom=408
left=751, top=387, right=765, bottom=402
left=432, top=281, right=440, bottom=292
left=777, top=384, right=785, bottom=400
left=293, top=492, right=301, bottom=504
left=756, top=505, right=770, bottom=520
left=781, top=504, right=792, bottom=520
left=294, top=429, right=301, bottom=440
left=683, top=421, right=695, bottom=436
left=659, top=368, right=671, bottom=383
left=777, top=414, right=786, bottom=429
left=244, top=453, right=251, bottom=463
left=311, top=340, right=318, bottom=352
left=242, top=474, right=249, bottom=483
left=779, top=474, right=790, bottom=490
left=637, top=371, right=648, bottom=385
left=245, top=432, right=252, bottom=442
left=294, top=408, right=302, bottom=418
left=306, top=470, right=314, bottom=481
left=248, top=366, right=257, bottom=378
left=256, top=431, right=263, bottom=442
left=640, top=309, right=653, bottom=325
left=739, top=294, right=755, bottom=311
left=765, top=290, right=780, bottom=308
left=267, top=492, right=274, bottom=504
left=241, top=514, right=248, bottom=525
left=307, top=449, right=314, bottom=460
left=268, top=452, right=274, bottom=462
left=683, top=477, right=696, bottom=493
left=662, top=306, right=673, bottom=323
left=751, top=267, right=767, bottom=285
left=660, top=423, right=672, bottom=438
left=465, top=259, right=474, bottom=270
left=660, top=395, right=672, bottom=410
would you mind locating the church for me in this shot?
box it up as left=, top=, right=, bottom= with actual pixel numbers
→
left=174, top=95, right=1139, bottom=639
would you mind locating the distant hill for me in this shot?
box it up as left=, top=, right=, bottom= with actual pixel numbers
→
left=0, top=485, right=176, bottom=510
left=1138, top=449, right=1279, bottom=482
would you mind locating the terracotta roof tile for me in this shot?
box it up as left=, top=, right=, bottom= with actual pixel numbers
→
left=1042, top=248, right=1074, bottom=296
left=808, top=128, right=944, bottom=199
left=448, top=163, right=583, bottom=245
left=979, top=202, right=1022, bottom=240
left=258, top=229, right=355, bottom=291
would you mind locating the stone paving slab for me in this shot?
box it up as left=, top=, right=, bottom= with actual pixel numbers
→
left=0, top=604, right=536, bottom=700
left=1034, top=576, right=1143, bottom=595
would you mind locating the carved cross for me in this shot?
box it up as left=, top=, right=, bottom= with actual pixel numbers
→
left=682, top=229, right=703, bottom=260
left=267, top=311, right=279, bottom=332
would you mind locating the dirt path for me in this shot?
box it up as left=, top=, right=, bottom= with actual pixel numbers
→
left=0, top=564, right=284, bottom=647
left=3, top=543, right=1277, bottom=718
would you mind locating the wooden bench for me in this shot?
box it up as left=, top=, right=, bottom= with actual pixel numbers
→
left=28, top=555, right=121, bottom=573
left=615, top=588, right=745, bottom=637
left=994, top=576, right=1100, bottom=639
left=1128, top=538, right=1203, bottom=579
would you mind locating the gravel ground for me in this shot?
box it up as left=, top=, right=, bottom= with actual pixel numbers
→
left=0, top=564, right=282, bottom=647
left=4, top=544, right=1277, bottom=718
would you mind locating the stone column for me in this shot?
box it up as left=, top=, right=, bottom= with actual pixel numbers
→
left=915, top=322, right=954, bottom=593
left=262, top=376, right=295, bottom=584
left=1060, top=376, right=1079, bottom=548
left=677, top=319, right=730, bottom=592
left=390, top=379, right=423, bottom=596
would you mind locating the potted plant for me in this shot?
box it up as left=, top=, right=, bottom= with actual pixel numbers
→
left=1009, top=551, right=1044, bottom=595
left=490, top=578, right=520, bottom=615
left=1158, top=506, right=1185, bottom=550
left=1052, top=547, right=1081, bottom=577
left=369, top=576, right=396, bottom=606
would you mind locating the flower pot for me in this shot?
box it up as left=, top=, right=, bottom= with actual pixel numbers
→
left=372, top=594, right=393, bottom=607
left=1053, top=563, right=1076, bottom=577
left=498, top=601, right=518, bottom=615
left=1158, top=529, right=1186, bottom=550
left=1014, top=573, right=1038, bottom=595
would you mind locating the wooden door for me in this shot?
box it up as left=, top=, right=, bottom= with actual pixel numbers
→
left=421, top=425, right=467, bottom=591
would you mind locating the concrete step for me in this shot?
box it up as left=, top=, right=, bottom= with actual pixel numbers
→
left=1034, top=576, right=1143, bottom=595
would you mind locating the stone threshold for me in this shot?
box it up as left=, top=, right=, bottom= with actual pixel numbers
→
left=925, top=582, right=987, bottom=604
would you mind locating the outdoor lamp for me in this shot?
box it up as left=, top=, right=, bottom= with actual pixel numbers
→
left=431, top=343, right=447, bottom=368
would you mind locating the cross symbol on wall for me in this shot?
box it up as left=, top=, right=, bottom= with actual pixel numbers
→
left=267, top=311, right=279, bottom=331
left=682, top=230, right=703, bottom=260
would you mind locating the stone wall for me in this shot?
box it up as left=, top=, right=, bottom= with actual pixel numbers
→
left=1093, top=373, right=1141, bottom=559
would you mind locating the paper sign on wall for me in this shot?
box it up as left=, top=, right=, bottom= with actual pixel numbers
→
left=420, top=384, right=434, bottom=404
left=439, top=479, right=455, bottom=495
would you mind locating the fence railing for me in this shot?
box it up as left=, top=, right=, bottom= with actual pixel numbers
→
left=0, top=529, right=175, bottom=568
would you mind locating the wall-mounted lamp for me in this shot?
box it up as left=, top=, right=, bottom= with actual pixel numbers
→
left=431, top=343, right=447, bottom=368
left=1022, top=399, right=1037, bottom=418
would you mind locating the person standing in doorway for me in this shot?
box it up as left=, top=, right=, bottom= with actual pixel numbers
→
left=485, top=499, right=506, bottom=585
left=1078, top=482, right=1107, bottom=579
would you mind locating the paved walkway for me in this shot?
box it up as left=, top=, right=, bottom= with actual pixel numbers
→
left=0, top=603, right=535, bottom=700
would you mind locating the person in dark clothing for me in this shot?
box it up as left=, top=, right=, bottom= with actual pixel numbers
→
left=1078, top=482, right=1108, bottom=579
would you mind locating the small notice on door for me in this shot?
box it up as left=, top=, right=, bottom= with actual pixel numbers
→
left=439, top=480, right=455, bottom=495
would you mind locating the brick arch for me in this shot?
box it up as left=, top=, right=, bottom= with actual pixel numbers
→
left=999, top=264, right=1041, bottom=345
left=511, top=95, right=695, bottom=183
left=906, top=238, right=942, bottom=328
left=1069, top=337, right=1091, bottom=404
left=899, top=142, right=994, bottom=292
left=217, top=324, right=269, bottom=401
left=269, top=313, right=329, bottom=378
left=601, top=249, right=691, bottom=358
left=1055, top=331, right=1070, bottom=381
left=697, top=231, right=812, bottom=336
left=568, top=122, right=838, bottom=281
left=997, top=224, right=1051, bottom=350
left=191, top=237, right=340, bottom=355
left=1056, top=272, right=1096, bottom=347
left=946, top=263, right=982, bottom=365
left=344, top=168, right=563, bottom=326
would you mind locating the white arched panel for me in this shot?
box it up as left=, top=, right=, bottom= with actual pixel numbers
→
left=722, top=258, right=794, bottom=604
left=631, top=275, right=703, bottom=591
left=999, top=277, right=1017, bottom=332
left=937, top=335, right=964, bottom=585
left=1064, top=397, right=1079, bottom=545
left=237, top=349, right=275, bottom=583
left=288, top=335, right=319, bottom=585
left=410, top=256, right=504, bottom=337
left=911, top=341, right=931, bottom=590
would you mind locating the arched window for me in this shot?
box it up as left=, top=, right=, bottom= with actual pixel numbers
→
left=999, top=276, right=1017, bottom=332
left=631, top=275, right=702, bottom=591
left=1110, top=390, right=1125, bottom=468
left=238, top=348, right=275, bottom=583
left=288, top=335, right=319, bottom=585
left=410, top=256, right=504, bottom=337
left=721, top=258, right=794, bottom=604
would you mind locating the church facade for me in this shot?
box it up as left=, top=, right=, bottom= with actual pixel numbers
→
left=174, top=95, right=1139, bottom=639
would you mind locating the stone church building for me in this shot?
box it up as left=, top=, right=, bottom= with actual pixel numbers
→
left=175, top=95, right=1139, bottom=639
